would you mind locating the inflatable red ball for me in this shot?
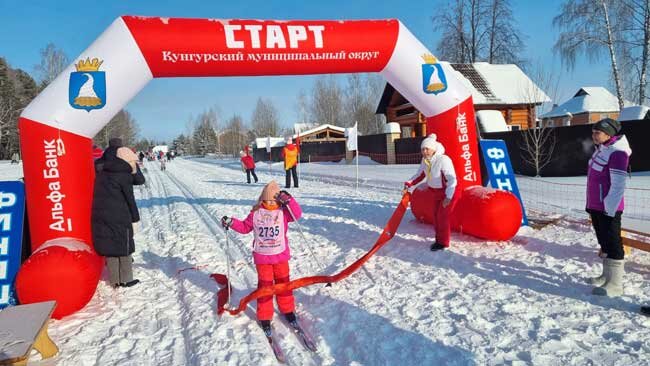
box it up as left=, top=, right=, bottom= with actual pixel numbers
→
left=411, top=185, right=522, bottom=241
left=452, top=186, right=522, bottom=240
left=16, top=239, right=103, bottom=319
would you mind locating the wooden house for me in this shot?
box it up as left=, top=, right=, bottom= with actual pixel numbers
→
left=376, top=62, right=550, bottom=137
left=540, top=87, right=631, bottom=126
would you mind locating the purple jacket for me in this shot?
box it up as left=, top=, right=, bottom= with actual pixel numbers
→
left=586, top=135, right=632, bottom=216
left=230, top=198, right=302, bottom=265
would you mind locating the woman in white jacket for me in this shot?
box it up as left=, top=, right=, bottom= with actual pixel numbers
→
left=404, top=134, right=457, bottom=251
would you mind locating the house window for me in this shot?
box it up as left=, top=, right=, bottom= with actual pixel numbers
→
left=510, top=125, right=521, bottom=131
left=401, top=126, right=412, bottom=138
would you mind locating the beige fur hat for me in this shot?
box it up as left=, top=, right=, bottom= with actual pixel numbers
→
left=117, top=147, right=138, bottom=173
left=259, top=180, right=281, bottom=202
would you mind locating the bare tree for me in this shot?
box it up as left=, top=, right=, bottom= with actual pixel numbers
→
left=518, top=62, right=560, bottom=176
left=295, top=89, right=311, bottom=125
left=345, top=73, right=386, bottom=134
left=616, top=0, right=650, bottom=104
left=433, top=0, right=525, bottom=65
left=553, top=0, right=626, bottom=109
left=310, top=75, right=344, bottom=125
left=486, top=0, right=526, bottom=64
left=250, top=97, right=280, bottom=137
left=220, top=114, right=248, bottom=156
left=34, top=43, right=69, bottom=88
left=94, top=110, right=139, bottom=147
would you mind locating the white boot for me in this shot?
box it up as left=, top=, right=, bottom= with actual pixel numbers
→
left=588, top=258, right=608, bottom=286
left=592, top=258, right=624, bottom=296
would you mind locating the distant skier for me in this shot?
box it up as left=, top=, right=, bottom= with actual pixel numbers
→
left=221, top=181, right=302, bottom=336
left=403, top=133, right=457, bottom=251
left=240, top=150, right=258, bottom=184
left=281, top=137, right=299, bottom=188
left=586, top=118, right=632, bottom=297
left=10, top=152, right=19, bottom=164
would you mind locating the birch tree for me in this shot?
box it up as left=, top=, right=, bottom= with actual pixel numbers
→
left=553, top=0, right=626, bottom=109
left=250, top=97, right=280, bottom=137
left=310, top=75, right=344, bottom=125
left=34, top=43, right=69, bottom=88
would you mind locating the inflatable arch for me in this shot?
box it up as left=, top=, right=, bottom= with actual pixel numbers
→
left=16, top=16, right=514, bottom=318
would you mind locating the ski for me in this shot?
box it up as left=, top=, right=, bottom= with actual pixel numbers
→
left=260, top=324, right=286, bottom=364
left=288, top=319, right=318, bottom=352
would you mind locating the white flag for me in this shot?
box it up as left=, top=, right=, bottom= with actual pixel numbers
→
left=266, top=136, right=271, bottom=153
left=345, top=122, right=358, bottom=151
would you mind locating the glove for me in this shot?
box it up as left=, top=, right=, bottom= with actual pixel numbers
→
left=221, top=216, right=232, bottom=229
left=275, top=190, right=292, bottom=206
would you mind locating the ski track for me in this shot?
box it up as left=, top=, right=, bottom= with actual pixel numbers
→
left=5, top=158, right=648, bottom=366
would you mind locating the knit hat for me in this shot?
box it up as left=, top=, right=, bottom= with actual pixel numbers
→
left=109, top=137, right=123, bottom=148
left=286, top=137, right=293, bottom=145
left=421, top=134, right=438, bottom=150
left=259, top=180, right=281, bottom=202
left=117, top=147, right=138, bottom=173
left=592, top=118, right=621, bottom=137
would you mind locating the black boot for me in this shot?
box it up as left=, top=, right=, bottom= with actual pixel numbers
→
left=642, top=306, right=650, bottom=316
left=260, top=320, right=272, bottom=336
left=430, top=242, right=446, bottom=251
left=120, top=279, right=140, bottom=287
left=284, top=312, right=296, bottom=323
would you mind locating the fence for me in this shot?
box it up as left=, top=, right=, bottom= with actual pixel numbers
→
left=515, top=176, right=650, bottom=229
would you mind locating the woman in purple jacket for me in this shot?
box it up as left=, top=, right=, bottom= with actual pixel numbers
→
left=586, top=118, right=631, bottom=297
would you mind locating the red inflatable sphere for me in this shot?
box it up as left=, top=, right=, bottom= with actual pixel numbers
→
left=410, top=183, right=438, bottom=224
left=16, top=239, right=103, bottom=319
left=411, top=185, right=522, bottom=241
left=452, top=186, right=523, bottom=241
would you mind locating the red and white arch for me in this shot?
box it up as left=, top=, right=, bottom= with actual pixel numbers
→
left=17, top=16, right=481, bottom=318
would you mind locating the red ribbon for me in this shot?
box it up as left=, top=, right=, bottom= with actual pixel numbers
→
left=212, top=192, right=411, bottom=316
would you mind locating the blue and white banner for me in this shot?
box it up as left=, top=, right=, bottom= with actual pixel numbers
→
left=0, top=181, right=25, bottom=308
left=479, top=139, right=528, bottom=226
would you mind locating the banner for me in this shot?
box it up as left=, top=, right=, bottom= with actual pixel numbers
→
left=0, top=181, right=25, bottom=308
left=345, top=122, right=358, bottom=151
left=479, top=139, right=529, bottom=226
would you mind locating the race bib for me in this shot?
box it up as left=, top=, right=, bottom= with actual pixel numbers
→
left=253, top=208, right=286, bottom=255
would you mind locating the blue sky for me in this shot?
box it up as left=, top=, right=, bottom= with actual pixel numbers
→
left=0, top=0, right=612, bottom=142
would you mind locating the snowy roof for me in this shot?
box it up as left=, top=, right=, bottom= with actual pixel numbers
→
left=292, top=123, right=345, bottom=138
left=476, top=110, right=509, bottom=132
left=450, top=63, right=551, bottom=105
left=618, top=105, right=650, bottom=121
left=541, top=87, right=633, bottom=118
left=293, top=123, right=319, bottom=135
left=254, top=137, right=286, bottom=149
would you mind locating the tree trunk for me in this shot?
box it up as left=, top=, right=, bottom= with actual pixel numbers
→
left=602, top=0, right=625, bottom=110
left=640, top=0, right=650, bottom=104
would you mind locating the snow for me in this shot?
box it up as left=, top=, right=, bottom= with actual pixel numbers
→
left=476, top=110, right=509, bottom=132
left=619, top=106, right=650, bottom=122
left=0, top=159, right=649, bottom=365
left=450, top=63, right=550, bottom=105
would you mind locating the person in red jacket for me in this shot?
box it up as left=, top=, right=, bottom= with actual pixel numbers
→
left=240, top=150, right=258, bottom=184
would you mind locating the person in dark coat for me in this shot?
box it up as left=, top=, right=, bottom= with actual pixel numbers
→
left=92, top=138, right=145, bottom=288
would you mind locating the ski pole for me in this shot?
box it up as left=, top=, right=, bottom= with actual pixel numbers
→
left=224, top=226, right=233, bottom=309
left=284, top=204, right=332, bottom=287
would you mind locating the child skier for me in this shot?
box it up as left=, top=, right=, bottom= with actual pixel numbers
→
left=220, top=180, right=302, bottom=335
left=240, top=150, right=258, bottom=184
left=404, top=133, right=457, bottom=251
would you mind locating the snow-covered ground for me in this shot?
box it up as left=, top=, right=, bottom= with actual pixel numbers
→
left=2, top=158, right=650, bottom=365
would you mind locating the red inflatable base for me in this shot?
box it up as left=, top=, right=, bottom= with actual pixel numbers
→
left=16, top=240, right=103, bottom=319
left=411, top=185, right=522, bottom=241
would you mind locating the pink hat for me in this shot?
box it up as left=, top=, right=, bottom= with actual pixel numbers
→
left=259, top=180, right=280, bottom=202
